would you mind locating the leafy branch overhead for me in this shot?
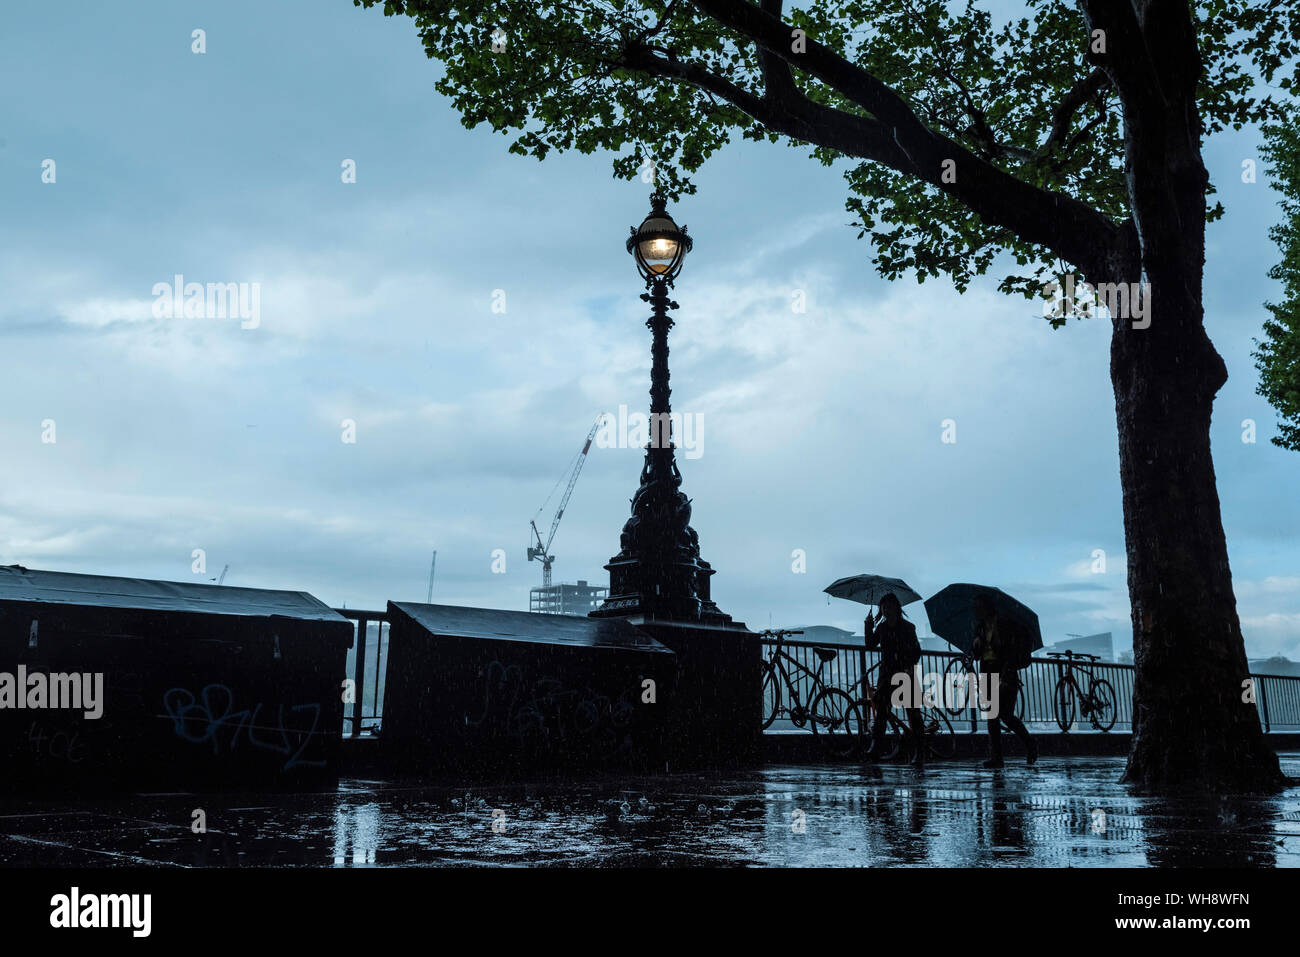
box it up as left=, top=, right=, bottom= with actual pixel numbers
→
left=1257, top=107, right=1300, bottom=453
left=356, top=0, right=1294, bottom=301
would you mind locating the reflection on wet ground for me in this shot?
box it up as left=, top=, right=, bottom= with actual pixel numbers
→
left=1, top=755, right=1296, bottom=867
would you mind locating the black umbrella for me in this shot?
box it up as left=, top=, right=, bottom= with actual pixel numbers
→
left=923, top=583, right=1043, bottom=656
left=823, top=574, right=922, bottom=607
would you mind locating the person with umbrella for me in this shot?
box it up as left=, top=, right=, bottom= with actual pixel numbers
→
left=973, top=590, right=1038, bottom=768
left=824, top=575, right=927, bottom=764
left=864, top=592, right=925, bottom=765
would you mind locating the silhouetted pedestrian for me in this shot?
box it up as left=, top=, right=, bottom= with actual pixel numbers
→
left=973, top=591, right=1038, bottom=768
left=864, top=592, right=925, bottom=765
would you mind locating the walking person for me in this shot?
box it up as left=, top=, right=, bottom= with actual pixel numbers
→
left=973, top=591, right=1038, bottom=768
left=864, top=592, right=925, bottom=765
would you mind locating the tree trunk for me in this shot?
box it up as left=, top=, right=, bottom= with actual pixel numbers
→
left=1079, top=0, right=1289, bottom=795
left=1106, top=258, right=1285, bottom=794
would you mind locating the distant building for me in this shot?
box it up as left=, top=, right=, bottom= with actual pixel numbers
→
left=918, top=634, right=951, bottom=653
left=795, top=625, right=855, bottom=645
left=1248, top=656, right=1300, bottom=677
left=1045, top=632, right=1114, bottom=662
left=530, top=579, right=608, bottom=616
left=794, top=624, right=951, bottom=653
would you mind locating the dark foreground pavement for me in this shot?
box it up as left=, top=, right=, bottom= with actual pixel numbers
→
left=1, top=754, right=1297, bottom=867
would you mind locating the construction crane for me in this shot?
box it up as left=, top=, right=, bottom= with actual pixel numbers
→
left=210, top=564, right=229, bottom=585
left=528, top=418, right=600, bottom=589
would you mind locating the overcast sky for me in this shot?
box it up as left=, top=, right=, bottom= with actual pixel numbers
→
left=2, top=1, right=1297, bottom=659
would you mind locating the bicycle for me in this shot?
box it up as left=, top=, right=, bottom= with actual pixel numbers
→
left=760, top=629, right=865, bottom=757
left=820, top=662, right=955, bottom=761
left=1048, top=650, right=1117, bottom=732
left=940, top=652, right=1026, bottom=721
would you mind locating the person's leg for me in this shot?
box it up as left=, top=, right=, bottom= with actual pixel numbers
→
left=868, top=670, right=891, bottom=757
left=907, top=707, right=925, bottom=765
left=985, top=713, right=1003, bottom=764
left=982, top=663, right=1003, bottom=767
left=997, top=675, right=1029, bottom=739
left=998, top=672, right=1037, bottom=764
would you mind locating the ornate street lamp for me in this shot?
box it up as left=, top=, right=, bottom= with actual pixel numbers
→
left=627, top=196, right=692, bottom=282
left=591, top=195, right=730, bottom=624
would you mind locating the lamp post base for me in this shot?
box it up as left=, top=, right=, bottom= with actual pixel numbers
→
left=589, top=557, right=733, bottom=625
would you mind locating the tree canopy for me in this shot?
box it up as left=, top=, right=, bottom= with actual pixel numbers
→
left=356, top=0, right=1296, bottom=311
left=1257, top=106, right=1300, bottom=452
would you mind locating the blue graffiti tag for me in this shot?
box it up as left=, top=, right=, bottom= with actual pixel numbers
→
left=162, top=684, right=325, bottom=770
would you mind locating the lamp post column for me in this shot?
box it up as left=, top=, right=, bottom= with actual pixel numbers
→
left=646, top=280, right=675, bottom=478
left=591, top=195, right=729, bottom=624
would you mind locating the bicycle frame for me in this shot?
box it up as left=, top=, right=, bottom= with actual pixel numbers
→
left=1050, top=652, right=1116, bottom=731
left=762, top=637, right=832, bottom=724
left=858, top=663, right=910, bottom=734
left=1057, top=657, right=1099, bottom=702
left=856, top=662, right=956, bottom=758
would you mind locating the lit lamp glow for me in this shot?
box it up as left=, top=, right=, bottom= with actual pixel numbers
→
left=628, top=196, right=692, bottom=284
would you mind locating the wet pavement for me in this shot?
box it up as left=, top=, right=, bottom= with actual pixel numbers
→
left=1, top=754, right=1297, bottom=867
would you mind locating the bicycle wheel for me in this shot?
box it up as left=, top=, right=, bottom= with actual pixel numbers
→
left=761, top=666, right=780, bottom=730
left=920, top=706, right=956, bottom=759
left=942, top=658, right=970, bottom=717
left=1088, top=678, right=1117, bottom=732
left=809, top=687, right=865, bottom=759
left=1054, top=679, right=1076, bottom=732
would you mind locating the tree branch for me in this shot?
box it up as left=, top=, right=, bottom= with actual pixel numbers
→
left=756, top=0, right=798, bottom=104
left=1077, top=1, right=1165, bottom=148
left=686, top=0, right=1123, bottom=276
left=621, top=42, right=915, bottom=171
left=1038, top=66, right=1110, bottom=161
left=1078, top=0, right=1206, bottom=301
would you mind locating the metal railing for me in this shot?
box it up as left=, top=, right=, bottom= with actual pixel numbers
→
left=1255, top=673, right=1300, bottom=732
left=761, top=638, right=1300, bottom=734
left=337, top=609, right=389, bottom=737
left=329, top=611, right=1300, bottom=736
